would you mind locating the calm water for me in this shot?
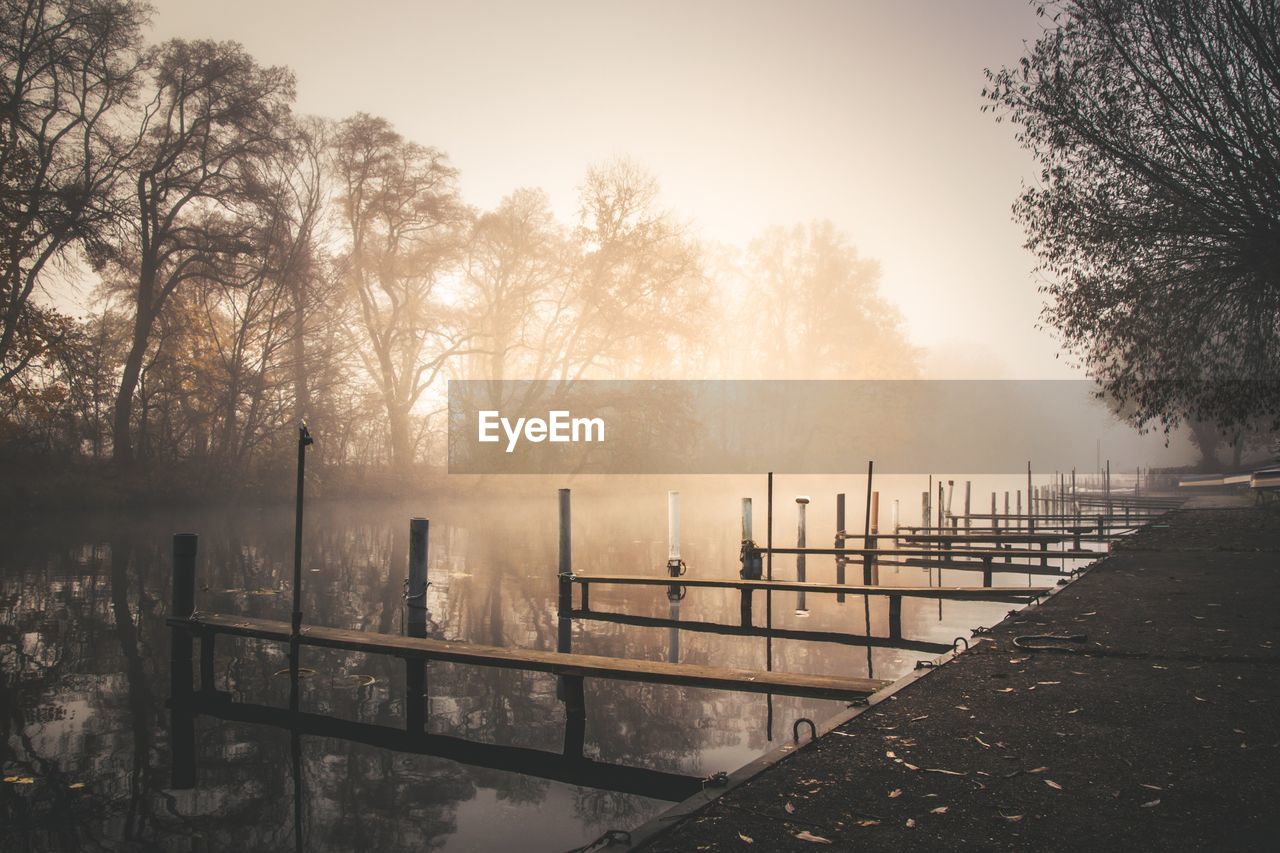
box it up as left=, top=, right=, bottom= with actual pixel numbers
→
left=1, top=475, right=1064, bottom=851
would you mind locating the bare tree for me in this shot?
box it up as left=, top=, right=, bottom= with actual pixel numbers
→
left=535, top=158, right=705, bottom=382
left=740, top=221, right=920, bottom=378
left=107, top=39, right=295, bottom=463
left=0, top=0, right=149, bottom=383
left=985, top=0, right=1280, bottom=434
left=331, top=113, right=471, bottom=469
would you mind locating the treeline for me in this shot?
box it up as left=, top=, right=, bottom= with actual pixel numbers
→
left=0, top=0, right=918, bottom=494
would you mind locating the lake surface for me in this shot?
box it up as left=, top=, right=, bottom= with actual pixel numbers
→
left=1, top=474, right=1069, bottom=851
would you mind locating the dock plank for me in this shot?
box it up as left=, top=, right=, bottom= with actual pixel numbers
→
left=570, top=575, right=1052, bottom=600
left=171, top=613, right=887, bottom=701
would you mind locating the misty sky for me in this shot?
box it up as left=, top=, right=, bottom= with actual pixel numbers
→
left=147, top=0, right=1066, bottom=379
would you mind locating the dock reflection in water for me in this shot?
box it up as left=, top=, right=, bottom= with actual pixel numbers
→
left=1, top=478, right=1065, bottom=851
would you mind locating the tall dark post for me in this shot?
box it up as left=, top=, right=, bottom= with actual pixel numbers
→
left=406, top=518, right=429, bottom=734
left=557, top=488, right=573, bottom=700
left=170, top=533, right=198, bottom=788
left=290, top=424, right=314, bottom=705
left=835, top=492, right=846, bottom=604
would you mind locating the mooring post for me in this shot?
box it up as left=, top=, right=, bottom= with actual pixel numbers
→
left=406, top=518, right=429, bottom=734
left=868, top=491, right=880, bottom=585
left=922, top=491, right=930, bottom=531
left=888, top=593, right=902, bottom=639
left=557, top=488, right=572, bottom=700
left=1026, top=462, right=1035, bottom=533
left=834, top=493, right=847, bottom=603
left=891, top=499, right=900, bottom=544
left=963, top=481, right=971, bottom=531
left=795, top=496, right=809, bottom=615
left=982, top=556, right=993, bottom=588
left=991, top=492, right=999, bottom=534
left=667, top=490, right=685, bottom=603
left=740, top=497, right=756, bottom=624
left=170, top=533, right=197, bottom=789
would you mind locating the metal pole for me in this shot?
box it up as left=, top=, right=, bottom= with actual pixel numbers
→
left=291, top=424, right=313, bottom=685
left=795, top=496, right=809, bottom=615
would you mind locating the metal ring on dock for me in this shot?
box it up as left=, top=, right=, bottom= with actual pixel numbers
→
left=953, top=636, right=969, bottom=652
left=793, top=717, right=817, bottom=744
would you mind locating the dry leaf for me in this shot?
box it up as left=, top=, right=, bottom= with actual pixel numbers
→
left=996, top=687, right=1015, bottom=693
left=856, top=819, right=881, bottom=827
left=974, top=736, right=991, bottom=748
left=3, top=776, right=35, bottom=785
left=738, top=833, right=754, bottom=844
left=68, top=782, right=86, bottom=790
left=1067, top=708, right=1082, bottom=715
left=888, top=788, right=903, bottom=798
left=886, top=751, right=897, bottom=759
left=1029, top=767, right=1048, bottom=774
left=1141, top=799, right=1161, bottom=808
left=903, top=762, right=921, bottom=771
left=931, top=806, right=949, bottom=814
left=1001, top=813, right=1024, bottom=822
left=910, top=715, right=929, bottom=722
left=785, top=802, right=796, bottom=814
left=905, top=818, right=916, bottom=828
left=794, top=830, right=832, bottom=844
left=1141, top=784, right=1163, bottom=791
left=1045, top=779, right=1063, bottom=790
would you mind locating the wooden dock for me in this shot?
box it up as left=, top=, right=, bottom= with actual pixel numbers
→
left=568, top=573, right=1051, bottom=600
left=170, top=611, right=887, bottom=702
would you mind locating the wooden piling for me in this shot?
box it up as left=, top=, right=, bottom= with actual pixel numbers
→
left=557, top=489, right=572, bottom=698
left=406, top=518, right=429, bottom=734
left=835, top=493, right=847, bottom=603
left=963, top=481, right=972, bottom=532
left=868, top=491, right=880, bottom=585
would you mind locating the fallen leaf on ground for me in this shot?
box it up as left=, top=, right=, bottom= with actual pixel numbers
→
left=856, top=819, right=881, bottom=827
left=3, top=776, right=35, bottom=785
left=905, top=818, right=916, bottom=828
left=784, top=802, right=796, bottom=814
left=738, top=833, right=753, bottom=844
left=794, top=831, right=832, bottom=844
left=1045, top=779, right=1063, bottom=790
left=903, top=762, right=921, bottom=771
left=1067, top=708, right=1082, bottom=715
left=931, top=806, right=949, bottom=814
left=68, top=782, right=86, bottom=790
left=1000, top=813, right=1024, bottom=822
left=1141, top=799, right=1161, bottom=808
left=910, top=715, right=929, bottom=722
left=974, top=736, right=991, bottom=748
left=1141, top=784, right=1163, bottom=791
left=925, top=768, right=966, bottom=776
left=888, top=789, right=903, bottom=798
left=996, top=687, right=1015, bottom=693
left=1029, top=767, right=1048, bottom=774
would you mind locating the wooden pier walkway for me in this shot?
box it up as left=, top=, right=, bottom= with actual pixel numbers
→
left=170, top=612, right=887, bottom=702
left=569, top=574, right=1052, bottom=600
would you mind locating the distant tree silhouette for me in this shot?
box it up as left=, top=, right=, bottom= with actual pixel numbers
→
left=985, top=0, right=1280, bottom=435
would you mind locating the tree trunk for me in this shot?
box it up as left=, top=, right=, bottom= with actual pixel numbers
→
left=388, top=403, right=413, bottom=472
left=112, top=307, right=152, bottom=465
